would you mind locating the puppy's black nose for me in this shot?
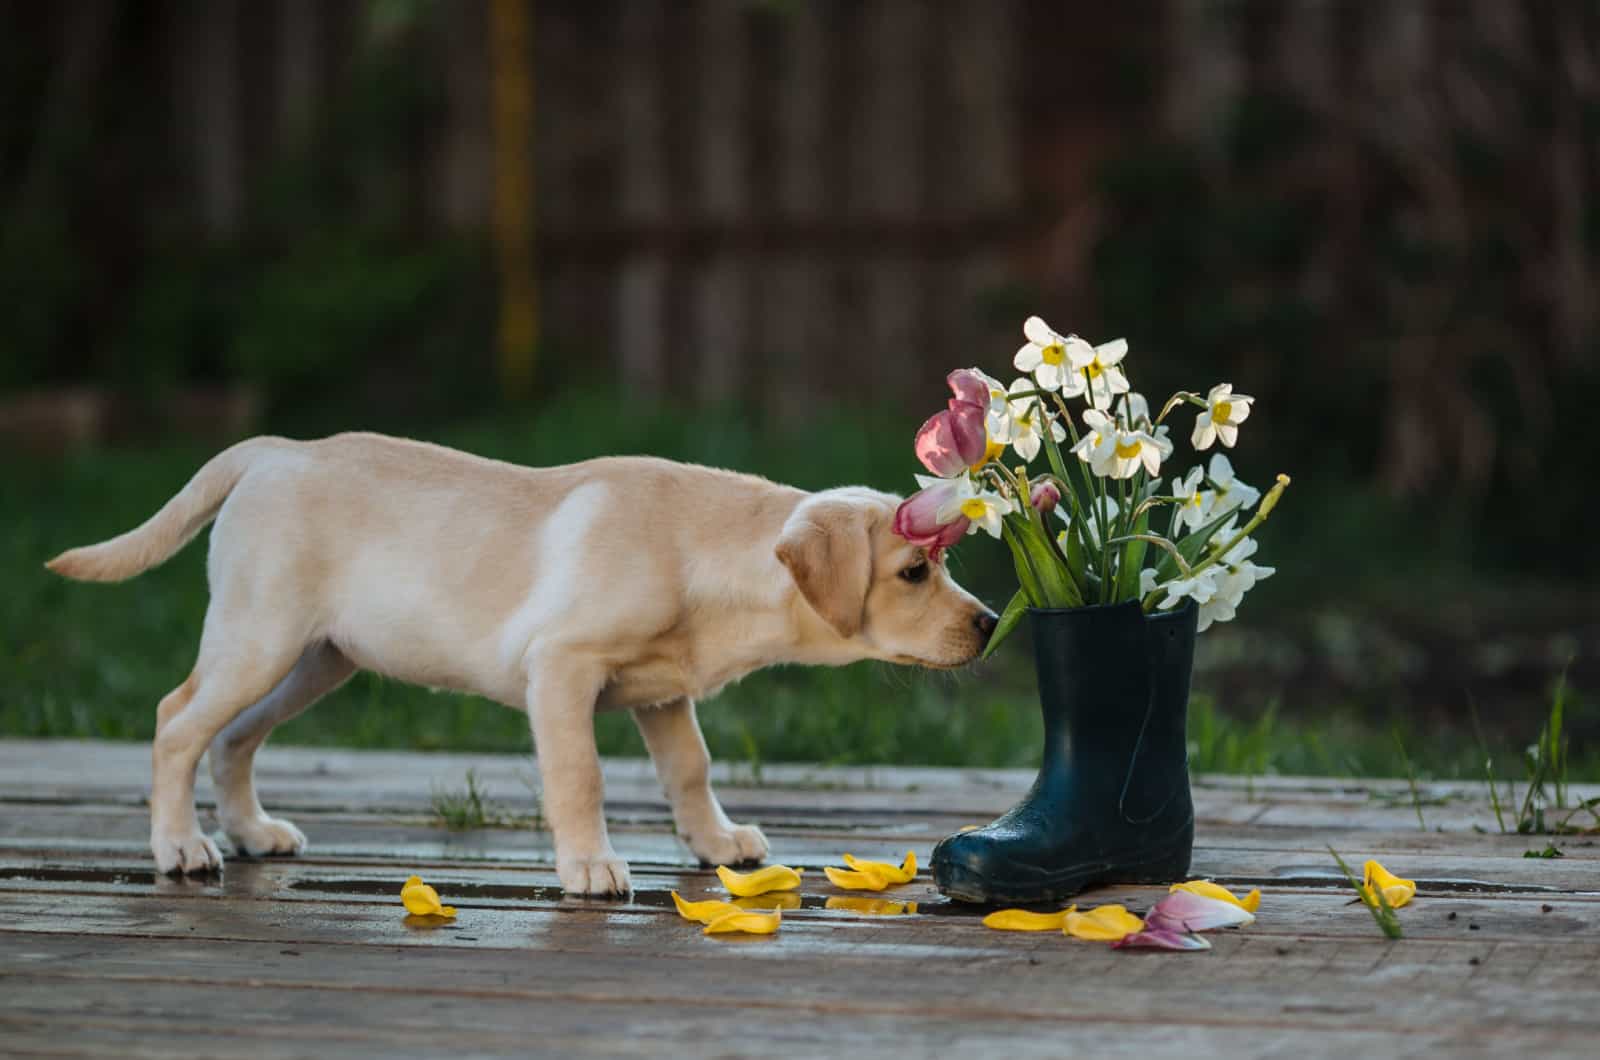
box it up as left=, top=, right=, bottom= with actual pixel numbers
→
left=974, top=610, right=999, bottom=640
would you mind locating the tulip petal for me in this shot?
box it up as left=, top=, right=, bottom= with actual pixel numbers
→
left=400, top=876, right=457, bottom=918
left=1113, top=928, right=1212, bottom=952
left=671, top=890, right=743, bottom=924
left=841, top=851, right=916, bottom=885
left=1171, top=879, right=1262, bottom=913
left=893, top=487, right=970, bottom=551
left=946, top=369, right=990, bottom=410
left=716, top=864, right=803, bottom=897
left=1145, top=891, right=1255, bottom=933
left=703, top=909, right=782, bottom=936
left=734, top=892, right=801, bottom=912
left=1063, top=905, right=1144, bottom=941
left=914, top=410, right=970, bottom=478
left=824, top=865, right=890, bottom=891
left=982, top=907, right=1075, bottom=932
left=1362, top=859, right=1416, bottom=909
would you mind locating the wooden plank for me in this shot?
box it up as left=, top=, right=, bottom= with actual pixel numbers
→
left=9, top=740, right=1582, bottom=827
left=3, top=808, right=1598, bottom=893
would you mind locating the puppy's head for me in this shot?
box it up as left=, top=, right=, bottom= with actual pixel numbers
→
left=775, top=488, right=996, bottom=668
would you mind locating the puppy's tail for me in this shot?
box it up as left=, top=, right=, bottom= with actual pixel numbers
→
left=45, top=437, right=284, bottom=583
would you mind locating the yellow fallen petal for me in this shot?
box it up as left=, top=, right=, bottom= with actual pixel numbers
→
left=842, top=850, right=917, bottom=885
left=824, top=865, right=890, bottom=891
left=735, top=892, right=801, bottom=912
left=1361, top=859, right=1416, bottom=909
left=1171, top=879, right=1262, bottom=913
left=958, top=825, right=982, bottom=833
left=1063, top=905, right=1144, bottom=942
left=670, top=890, right=743, bottom=924
left=716, top=863, right=803, bottom=897
left=703, top=909, right=782, bottom=935
left=826, top=896, right=918, bottom=916
left=400, top=877, right=457, bottom=918
left=982, top=906, right=1076, bottom=932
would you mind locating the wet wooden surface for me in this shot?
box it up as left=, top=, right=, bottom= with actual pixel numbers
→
left=1, top=741, right=1596, bottom=1059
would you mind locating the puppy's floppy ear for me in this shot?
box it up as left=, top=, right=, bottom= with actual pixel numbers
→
left=774, top=498, right=874, bottom=638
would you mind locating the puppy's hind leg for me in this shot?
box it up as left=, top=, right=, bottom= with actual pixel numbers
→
left=151, top=629, right=305, bottom=875
left=633, top=697, right=768, bottom=867
left=208, top=641, right=356, bottom=858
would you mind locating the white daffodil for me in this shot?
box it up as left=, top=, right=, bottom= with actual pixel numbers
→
left=1070, top=409, right=1120, bottom=477
left=1158, top=567, right=1221, bottom=611
left=1067, top=336, right=1131, bottom=409
left=933, top=476, right=1013, bottom=539
left=1192, top=383, right=1254, bottom=450
left=1139, top=568, right=1160, bottom=596
left=1206, top=453, right=1261, bottom=516
left=991, top=378, right=1066, bottom=462
left=1172, top=466, right=1213, bottom=532
left=1075, top=409, right=1171, bottom=480
left=1116, top=391, right=1152, bottom=430
left=1014, top=316, right=1087, bottom=396
left=1198, top=562, right=1274, bottom=631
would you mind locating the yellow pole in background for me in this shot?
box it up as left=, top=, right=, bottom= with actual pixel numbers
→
left=490, top=0, right=537, bottom=400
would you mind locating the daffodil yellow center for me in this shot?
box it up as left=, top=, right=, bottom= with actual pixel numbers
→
left=959, top=498, right=988, bottom=519
left=1040, top=344, right=1065, bottom=366
left=1212, top=400, right=1232, bottom=424
left=1114, top=438, right=1142, bottom=459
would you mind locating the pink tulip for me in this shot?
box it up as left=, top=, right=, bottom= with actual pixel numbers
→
left=1143, top=890, right=1255, bottom=934
left=893, top=483, right=971, bottom=556
left=1029, top=480, right=1061, bottom=513
left=946, top=368, right=991, bottom=410
left=1111, top=928, right=1212, bottom=952
left=913, top=370, right=991, bottom=477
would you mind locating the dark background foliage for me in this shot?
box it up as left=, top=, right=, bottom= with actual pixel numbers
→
left=1, top=0, right=1594, bottom=772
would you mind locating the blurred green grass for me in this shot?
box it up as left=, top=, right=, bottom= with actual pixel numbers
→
left=2, top=394, right=1591, bottom=781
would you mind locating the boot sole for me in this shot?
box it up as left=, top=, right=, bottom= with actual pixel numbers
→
left=933, top=833, right=1193, bottom=906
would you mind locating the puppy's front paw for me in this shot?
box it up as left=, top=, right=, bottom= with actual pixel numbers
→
left=557, top=852, right=632, bottom=896
left=224, top=815, right=307, bottom=858
left=688, top=822, right=769, bottom=867
left=152, top=828, right=225, bottom=875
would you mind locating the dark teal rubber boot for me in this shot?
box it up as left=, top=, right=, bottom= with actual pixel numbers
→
left=932, top=599, right=1198, bottom=905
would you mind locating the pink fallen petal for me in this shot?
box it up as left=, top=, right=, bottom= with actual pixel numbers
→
left=946, top=368, right=990, bottom=411
left=1113, top=928, right=1212, bottom=952
left=914, top=403, right=988, bottom=477
left=893, top=487, right=971, bottom=553
left=1144, top=890, right=1255, bottom=934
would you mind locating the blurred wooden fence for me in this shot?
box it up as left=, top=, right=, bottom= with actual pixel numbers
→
left=146, top=0, right=1029, bottom=414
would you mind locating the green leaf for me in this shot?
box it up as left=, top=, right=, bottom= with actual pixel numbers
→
left=1002, top=518, right=1045, bottom=607
left=1113, top=503, right=1150, bottom=603
left=1154, top=505, right=1238, bottom=582
left=1012, top=515, right=1081, bottom=608
left=981, top=589, right=1029, bottom=660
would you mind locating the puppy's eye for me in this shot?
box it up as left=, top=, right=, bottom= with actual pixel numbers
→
left=898, top=562, right=930, bottom=584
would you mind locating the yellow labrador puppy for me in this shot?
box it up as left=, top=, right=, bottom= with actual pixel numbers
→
left=48, top=433, right=996, bottom=894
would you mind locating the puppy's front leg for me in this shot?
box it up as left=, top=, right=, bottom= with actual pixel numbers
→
left=633, top=698, right=769, bottom=867
left=527, top=658, right=629, bottom=896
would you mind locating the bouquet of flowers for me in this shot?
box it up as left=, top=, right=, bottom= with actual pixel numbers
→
left=892, top=316, right=1290, bottom=657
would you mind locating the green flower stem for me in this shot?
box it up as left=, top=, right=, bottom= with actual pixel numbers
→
left=1184, top=473, right=1290, bottom=583
left=1106, top=534, right=1192, bottom=577
left=1155, top=391, right=1205, bottom=426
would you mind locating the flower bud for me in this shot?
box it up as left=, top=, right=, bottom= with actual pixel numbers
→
left=1029, top=480, right=1061, bottom=513
left=1257, top=473, right=1290, bottom=518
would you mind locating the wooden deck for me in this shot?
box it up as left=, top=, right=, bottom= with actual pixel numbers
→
left=1, top=740, right=1596, bottom=1059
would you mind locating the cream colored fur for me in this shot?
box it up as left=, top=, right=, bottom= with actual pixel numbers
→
left=47, top=433, right=994, bottom=894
